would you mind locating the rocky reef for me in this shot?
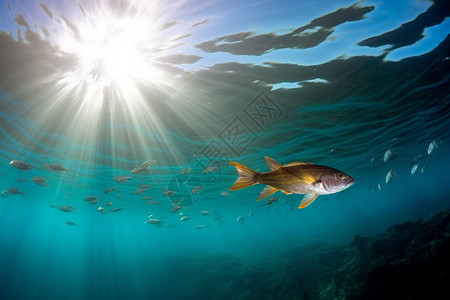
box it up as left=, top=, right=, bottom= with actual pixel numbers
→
left=177, top=209, right=450, bottom=299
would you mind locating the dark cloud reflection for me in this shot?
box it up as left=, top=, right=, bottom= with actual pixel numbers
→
left=359, top=0, right=450, bottom=50
left=195, top=3, right=374, bottom=55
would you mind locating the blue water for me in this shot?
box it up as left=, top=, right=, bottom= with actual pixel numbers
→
left=0, top=0, right=449, bottom=299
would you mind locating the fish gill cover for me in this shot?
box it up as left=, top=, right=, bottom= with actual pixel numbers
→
left=0, top=0, right=449, bottom=300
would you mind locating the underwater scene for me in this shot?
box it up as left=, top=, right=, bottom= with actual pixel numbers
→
left=0, top=0, right=449, bottom=299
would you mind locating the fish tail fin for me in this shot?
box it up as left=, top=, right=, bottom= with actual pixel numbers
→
left=229, top=161, right=259, bottom=191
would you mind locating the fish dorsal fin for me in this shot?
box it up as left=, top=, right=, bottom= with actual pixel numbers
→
left=265, top=157, right=283, bottom=171
left=283, top=161, right=314, bottom=167
left=298, top=194, right=319, bottom=209
left=257, top=186, right=278, bottom=201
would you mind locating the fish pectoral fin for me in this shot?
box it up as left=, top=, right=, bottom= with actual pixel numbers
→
left=283, top=168, right=318, bottom=185
left=298, top=194, right=319, bottom=209
left=294, top=173, right=318, bottom=185
left=264, top=157, right=283, bottom=171
left=257, top=186, right=278, bottom=201
left=312, top=180, right=322, bottom=187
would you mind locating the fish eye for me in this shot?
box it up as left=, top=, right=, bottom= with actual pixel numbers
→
left=338, top=173, right=344, bottom=179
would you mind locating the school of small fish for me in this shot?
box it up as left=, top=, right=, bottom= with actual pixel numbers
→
left=2, top=159, right=223, bottom=229
left=369, top=139, right=440, bottom=193
left=1, top=138, right=441, bottom=228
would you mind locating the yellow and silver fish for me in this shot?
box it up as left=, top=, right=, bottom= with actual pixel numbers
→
left=229, top=157, right=354, bottom=209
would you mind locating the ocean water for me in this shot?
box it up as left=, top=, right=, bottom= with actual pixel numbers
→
left=0, top=0, right=449, bottom=299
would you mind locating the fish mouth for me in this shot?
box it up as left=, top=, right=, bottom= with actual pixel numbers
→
left=345, top=178, right=355, bottom=188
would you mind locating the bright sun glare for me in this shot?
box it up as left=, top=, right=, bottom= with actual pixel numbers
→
left=4, top=1, right=195, bottom=171
left=56, top=5, right=175, bottom=105
left=36, top=1, right=190, bottom=157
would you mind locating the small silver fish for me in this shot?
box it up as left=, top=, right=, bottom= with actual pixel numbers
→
left=65, top=221, right=79, bottom=226
left=236, top=216, right=245, bottom=223
left=265, top=197, right=279, bottom=206
left=171, top=203, right=183, bottom=213
left=32, top=176, right=49, bottom=187
left=10, top=160, right=34, bottom=171
left=421, top=165, right=427, bottom=174
left=411, top=164, right=419, bottom=176
left=130, top=160, right=154, bottom=175
left=132, top=188, right=149, bottom=194
left=427, top=140, right=438, bottom=155
left=163, top=190, right=176, bottom=196
left=84, top=195, right=99, bottom=202
left=191, top=186, right=203, bottom=194
left=7, top=187, right=25, bottom=196
left=147, top=200, right=160, bottom=205
left=56, top=205, right=76, bottom=213
left=104, top=187, right=118, bottom=194
left=383, top=148, right=398, bottom=162
left=203, top=166, right=220, bottom=174
left=147, top=219, right=162, bottom=225
left=180, top=216, right=190, bottom=221
left=385, top=169, right=396, bottom=184
left=111, top=207, right=124, bottom=212
left=113, top=176, right=133, bottom=183
left=179, top=168, right=191, bottom=175
left=48, top=163, right=68, bottom=172
left=200, top=210, right=211, bottom=216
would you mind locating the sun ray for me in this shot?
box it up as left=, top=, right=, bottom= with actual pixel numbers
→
left=30, top=1, right=196, bottom=168
left=0, top=0, right=218, bottom=197
left=54, top=3, right=177, bottom=104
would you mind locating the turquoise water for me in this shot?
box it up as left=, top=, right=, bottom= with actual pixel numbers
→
left=0, top=0, right=449, bottom=299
